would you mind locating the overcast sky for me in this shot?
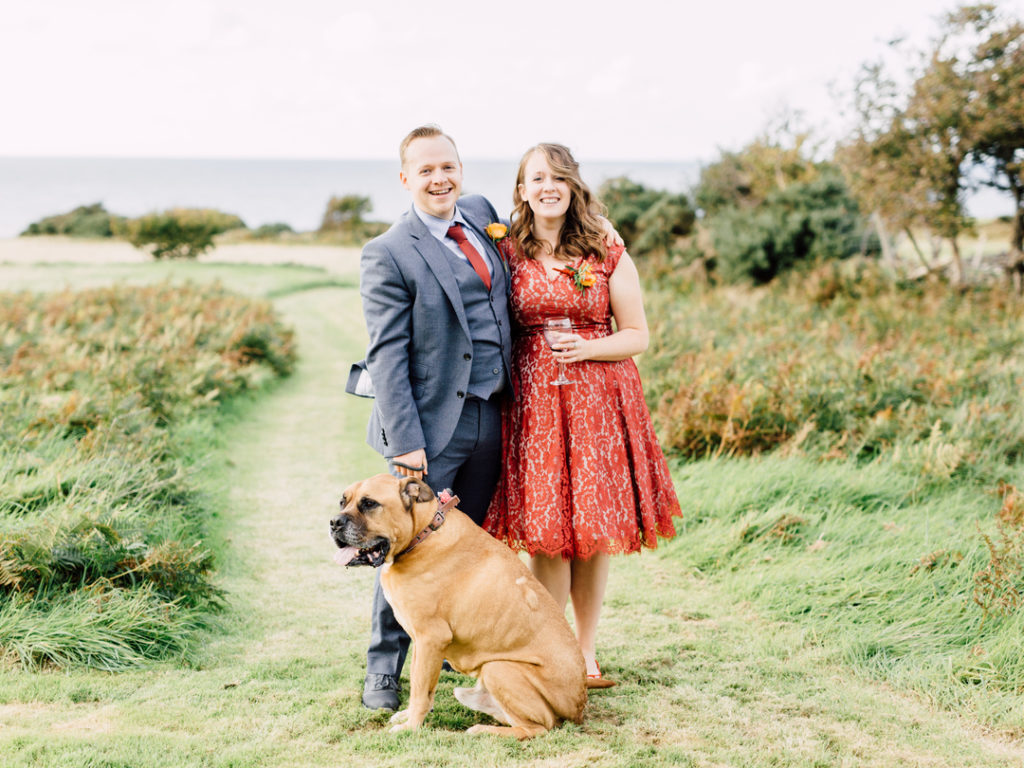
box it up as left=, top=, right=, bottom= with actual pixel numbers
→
left=3, top=0, right=1023, bottom=162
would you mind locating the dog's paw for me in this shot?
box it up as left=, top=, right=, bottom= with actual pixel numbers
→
left=389, top=709, right=410, bottom=725
left=466, top=724, right=489, bottom=736
left=389, top=721, right=415, bottom=733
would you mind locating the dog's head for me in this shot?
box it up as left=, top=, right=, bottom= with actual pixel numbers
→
left=330, top=474, right=436, bottom=567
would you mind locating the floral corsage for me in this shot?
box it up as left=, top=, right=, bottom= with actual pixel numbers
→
left=556, top=259, right=596, bottom=292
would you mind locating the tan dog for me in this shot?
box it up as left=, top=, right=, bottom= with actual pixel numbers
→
left=330, top=473, right=586, bottom=739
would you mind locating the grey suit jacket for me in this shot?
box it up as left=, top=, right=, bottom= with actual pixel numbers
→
left=347, top=194, right=513, bottom=460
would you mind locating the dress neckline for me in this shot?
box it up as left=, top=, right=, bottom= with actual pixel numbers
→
left=532, top=256, right=575, bottom=284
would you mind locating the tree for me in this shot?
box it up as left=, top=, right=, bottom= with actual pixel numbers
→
left=961, top=4, right=1024, bottom=287
left=904, top=52, right=974, bottom=285
left=695, top=121, right=865, bottom=284
left=835, top=62, right=932, bottom=268
left=837, top=3, right=1024, bottom=289
left=123, top=208, right=245, bottom=260
left=317, top=195, right=387, bottom=244
left=319, top=195, right=372, bottom=232
left=695, top=129, right=822, bottom=216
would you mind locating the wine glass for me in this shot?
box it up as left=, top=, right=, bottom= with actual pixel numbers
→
left=542, top=316, right=573, bottom=386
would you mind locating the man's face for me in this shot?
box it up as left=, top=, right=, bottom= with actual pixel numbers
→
left=400, top=135, right=463, bottom=220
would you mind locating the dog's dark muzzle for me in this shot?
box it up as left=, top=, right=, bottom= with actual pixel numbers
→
left=330, top=513, right=391, bottom=568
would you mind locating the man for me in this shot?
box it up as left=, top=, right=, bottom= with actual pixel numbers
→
left=346, top=125, right=511, bottom=710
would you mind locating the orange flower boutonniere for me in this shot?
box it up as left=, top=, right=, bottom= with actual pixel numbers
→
left=485, top=222, right=508, bottom=244
left=555, top=260, right=597, bottom=292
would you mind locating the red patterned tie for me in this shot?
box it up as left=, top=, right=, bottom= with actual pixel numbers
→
left=446, top=223, right=492, bottom=291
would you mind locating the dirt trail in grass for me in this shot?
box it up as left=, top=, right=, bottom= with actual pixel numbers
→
left=205, top=284, right=383, bottom=667
left=2, top=246, right=1024, bottom=766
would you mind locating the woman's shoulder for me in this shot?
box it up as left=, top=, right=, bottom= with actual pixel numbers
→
left=498, top=236, right=525, bottom=263
left=597, top=242, right=625, bottom=272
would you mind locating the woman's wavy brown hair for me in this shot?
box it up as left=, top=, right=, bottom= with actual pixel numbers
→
left=510, top=143, right=608, bottom=262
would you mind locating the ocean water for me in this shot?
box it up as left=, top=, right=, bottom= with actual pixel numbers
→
left=0, top=157, right=701, bottom=239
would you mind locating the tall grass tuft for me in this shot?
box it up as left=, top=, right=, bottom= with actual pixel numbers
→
left=0, top=282, right=295, bottom=669
left=0, top=584, right=208, bottom=670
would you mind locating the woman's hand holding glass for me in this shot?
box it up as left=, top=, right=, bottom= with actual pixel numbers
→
left=543, top=317, right=590, bottom=385
left=542, top=317, right=574, bottom=385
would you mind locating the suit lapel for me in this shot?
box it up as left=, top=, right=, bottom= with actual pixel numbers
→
left=404, top=207, right=472, bottom=339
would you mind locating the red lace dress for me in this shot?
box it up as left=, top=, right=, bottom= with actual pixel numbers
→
left=483, top=242, right=682, bottom=560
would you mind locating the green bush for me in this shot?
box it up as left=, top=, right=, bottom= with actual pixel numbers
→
left=320, top=194, right=371, bottom=230
left=633, top=193, right=697, bottom=255
left=708, top=168, right=866, bottom=284
left=250, top=222, right=295, bottom=239
left=20, top=203, right=125, bottom=239
left=121, top=208, right=247, bottom=260
left=599, top=177, right=669, bottom=246
left=318, top=195, right=388, bottom=243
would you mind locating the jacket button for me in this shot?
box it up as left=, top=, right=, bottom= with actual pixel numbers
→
left=463, top=353, right=471, bottom=360
left=456, top=391, right=465, bottom=398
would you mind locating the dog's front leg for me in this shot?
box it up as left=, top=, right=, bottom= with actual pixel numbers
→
left=389, top=635, right=447, bottom=732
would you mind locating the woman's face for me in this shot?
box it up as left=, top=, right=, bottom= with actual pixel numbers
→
left=518, top=151, right=572, bottom=223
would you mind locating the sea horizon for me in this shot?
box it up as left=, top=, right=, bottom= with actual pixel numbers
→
left=0, top=155, right=1013, bottom=240
left=0, top=156, right=702, bottom=240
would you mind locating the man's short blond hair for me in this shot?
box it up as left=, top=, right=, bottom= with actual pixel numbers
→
left=399, top=124, right=460, bottom=167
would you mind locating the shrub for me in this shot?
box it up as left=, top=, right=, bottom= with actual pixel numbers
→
left=320, top=194, right=371, bottom=231
left=121, top=208, right=246, bottom=259
left=708, top=168, right=866, bottom=284
left=318, top=195, right=388, bottom=243
left=250, top=222, right=295, bottom=239
left=598, top=177, right=668, bottom=246
left=20, top=203, right=125, bottom=239
left=633, top=193, right=697, bottom=255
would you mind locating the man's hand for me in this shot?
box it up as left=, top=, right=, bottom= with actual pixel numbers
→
left=392, top=449, right=427, bottom=479
left=598, top=216, right=624, bottom=247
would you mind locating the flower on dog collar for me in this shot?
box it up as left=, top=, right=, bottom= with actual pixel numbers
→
left=395, top=488, right=459, bottom=560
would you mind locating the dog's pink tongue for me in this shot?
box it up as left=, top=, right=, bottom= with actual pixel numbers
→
left=333, top=547, right=359, bottom=566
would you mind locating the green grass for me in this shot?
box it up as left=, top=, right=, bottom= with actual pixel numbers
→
left=669, top=455, right=1024, bottom=734
left=0, top=277, right=296, bottom=669
left=1, top=249, right=1022, bottom=766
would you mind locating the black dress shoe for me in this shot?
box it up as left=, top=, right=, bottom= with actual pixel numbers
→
left=362, top=673, right=400, bottom=711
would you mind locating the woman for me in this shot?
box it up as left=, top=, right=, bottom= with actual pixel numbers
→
left=484, top=143, right=682, bottom=685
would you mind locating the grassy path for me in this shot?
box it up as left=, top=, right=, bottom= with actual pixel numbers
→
left=2, top=260, right=1024, bottom=766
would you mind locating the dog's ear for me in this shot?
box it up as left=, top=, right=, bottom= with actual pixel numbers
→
left=399, top=477, right=435, bottom=509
